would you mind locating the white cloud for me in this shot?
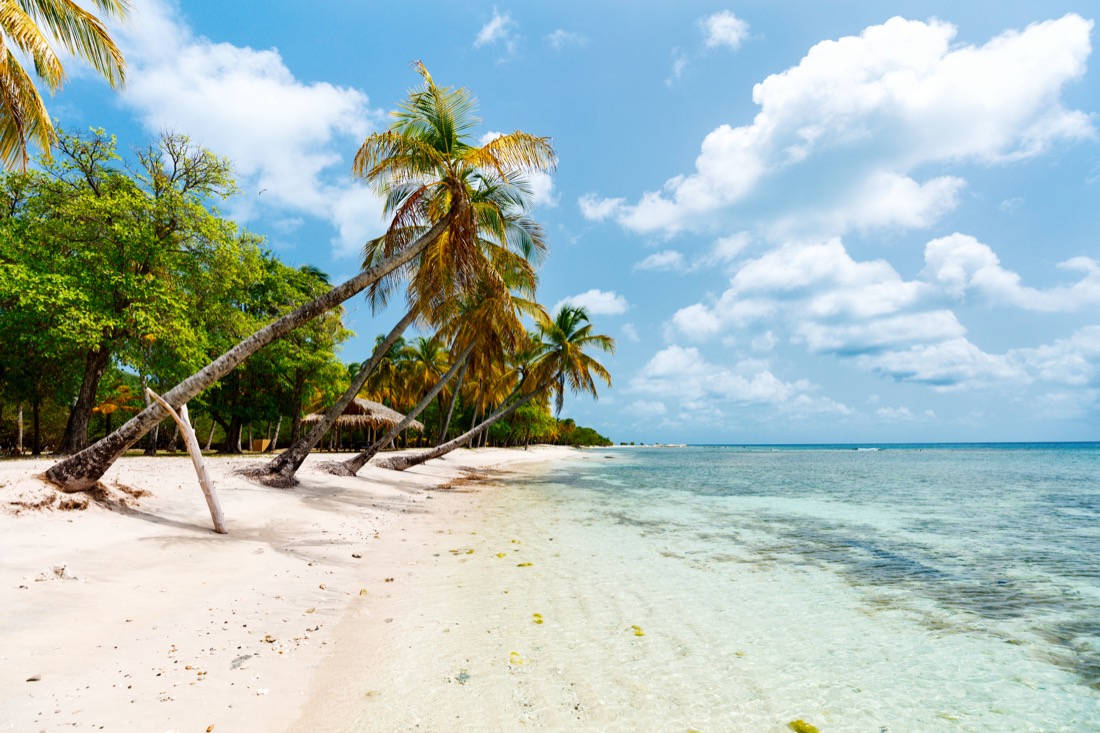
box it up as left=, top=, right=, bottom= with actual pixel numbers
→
left=857, top=338, right=1023, bottom=390
left=475, top=8, right=516, bottom=51
left=555, top=289, right=630, bottom=316
left=634, top=250, right=686, bottom=272
left=665, top=230, right=1100, bottom=394
left=923, top=234, right=1100, bottom=311
left=701, top=11, right=749, bottom=50
left=710, top=233, right=750, bottom=264
left=578, top=193, right=625, bottom=221
left=622, top=323, right=641, bottom=343
left=670, top=304, right=724, bottom=341
left=546, top=29, right=588, bottom=50
left=600, top=14, right=1094, bottom=236
left=116, top=0, right=385, bottom=258
left=630, top=346, right=850, bottom=417
left=796, top=311, right=966, bottom=355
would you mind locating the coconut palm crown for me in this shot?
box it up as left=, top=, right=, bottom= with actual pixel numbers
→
left=536, top=304, right=615, bottom=416
left=1, top=0, right=129, bottom=168
left=353, top=61, right=553, bottom=320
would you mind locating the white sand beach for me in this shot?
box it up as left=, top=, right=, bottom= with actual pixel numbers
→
left=0, top=446, right=576, bottom=732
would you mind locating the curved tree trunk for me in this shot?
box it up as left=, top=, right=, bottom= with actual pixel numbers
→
left=57, top=344, right=112, bottom=454
left=258, top=308, right=418, bottom=486
left=338, top=342, right=474, bottom=476
left=375, top=390, right=537, bottom=472
left=44, top=216, right=452, bottom=492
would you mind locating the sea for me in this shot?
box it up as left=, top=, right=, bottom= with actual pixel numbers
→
left=498, top=443, right=1100, bottom=731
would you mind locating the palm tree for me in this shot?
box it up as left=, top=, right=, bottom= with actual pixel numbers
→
left=251, top=89, right=550, bottom=488
left=375, top=305, right=613, bottom=472
left=537, top=304, right=615, bottom=416
left=45, top=62, right=555, bottom=492
left=1, top=0, right=128, bottom=169
left=337, top=255, right=543, bottom=475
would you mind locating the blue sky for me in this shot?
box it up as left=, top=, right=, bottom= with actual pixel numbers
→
left=51, top=0, right=1100, bottom=443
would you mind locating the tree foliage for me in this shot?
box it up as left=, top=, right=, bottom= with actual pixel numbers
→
left=0, top=127, right=350, bottom=454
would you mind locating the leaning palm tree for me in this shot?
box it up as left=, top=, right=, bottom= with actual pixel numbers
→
left=45, top=62, right=555, bottom=492
left=375, top=305, right=613, bottom=472
left=1, top=0, right=129, bottom=168
left=252, top=149, right=547, bottom=488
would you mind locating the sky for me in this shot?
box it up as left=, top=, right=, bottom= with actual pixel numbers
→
left=48, top=0, right=1100, bottom=444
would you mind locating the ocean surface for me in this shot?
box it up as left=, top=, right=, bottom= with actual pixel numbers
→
left=509, top=443, right=1100, bottom=731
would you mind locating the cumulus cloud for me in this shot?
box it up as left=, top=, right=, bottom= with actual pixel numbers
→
left=585, top=14, right=1094, bottom=237
left=924, top=234, right=1100, bottom=311
left=554, top=289, right=630, bottom=316
left=115, top=0, right=384, bottom=258
left=578, top=193, right=624, bottom=221
left=475, top=8, right=516, bottom=49
left=665, top=232, right=1100, bottom=392
left=701, top=11, right=749, bottom=49
left=630, top=346, right=850, bottom=417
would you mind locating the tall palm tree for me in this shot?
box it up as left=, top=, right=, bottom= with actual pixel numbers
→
left=375, top=305, right=613, bottom=472
left=45, top=62, right=555, bottom=492
left=254, top=129, right=548, bottom=488
left=1, top=0, right=129, bottom=168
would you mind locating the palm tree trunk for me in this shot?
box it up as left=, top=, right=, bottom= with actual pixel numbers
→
left=16, top=405, right=23, bottom=455
left=337, top=342, right=475, bottom=475
left=261, top=308, right=418, bottom=485
left=205, top=419, right=217, bottom=451
left=375, top=390, right=537, bottom=472
left=44, top=216, right=452, bottom=492
left=437, top=361, right=468, bottom=447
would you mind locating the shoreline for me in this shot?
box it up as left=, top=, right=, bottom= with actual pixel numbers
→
left=0, top=446, right=578, bottom=732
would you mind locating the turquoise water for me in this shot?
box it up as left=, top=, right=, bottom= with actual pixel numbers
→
left=523, top=443, right=1100, bottom=730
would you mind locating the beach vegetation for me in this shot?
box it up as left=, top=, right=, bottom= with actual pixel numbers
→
left=373, top=304, right=614, bottom=471
left=43, top=62, right=555, bottom=491
left=0, top=129, right=285, bottom=454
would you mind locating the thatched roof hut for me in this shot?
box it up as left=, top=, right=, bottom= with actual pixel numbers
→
left=301, top=398, right=424, bottom=433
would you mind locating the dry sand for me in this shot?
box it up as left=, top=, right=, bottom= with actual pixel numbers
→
left=0, top=445, right=576, bottom=732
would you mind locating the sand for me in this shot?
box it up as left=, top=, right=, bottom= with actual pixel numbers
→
left=0, top=445, right=576, bottom=732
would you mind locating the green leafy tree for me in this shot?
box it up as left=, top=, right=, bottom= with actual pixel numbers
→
left=0, top=128, right=240, bottom=454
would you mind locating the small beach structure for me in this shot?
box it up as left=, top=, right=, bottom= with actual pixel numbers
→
left=302, top=398, right=423, bottom=450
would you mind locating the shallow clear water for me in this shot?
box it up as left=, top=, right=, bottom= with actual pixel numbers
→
left=522, top=443, right=1100, bottom=730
